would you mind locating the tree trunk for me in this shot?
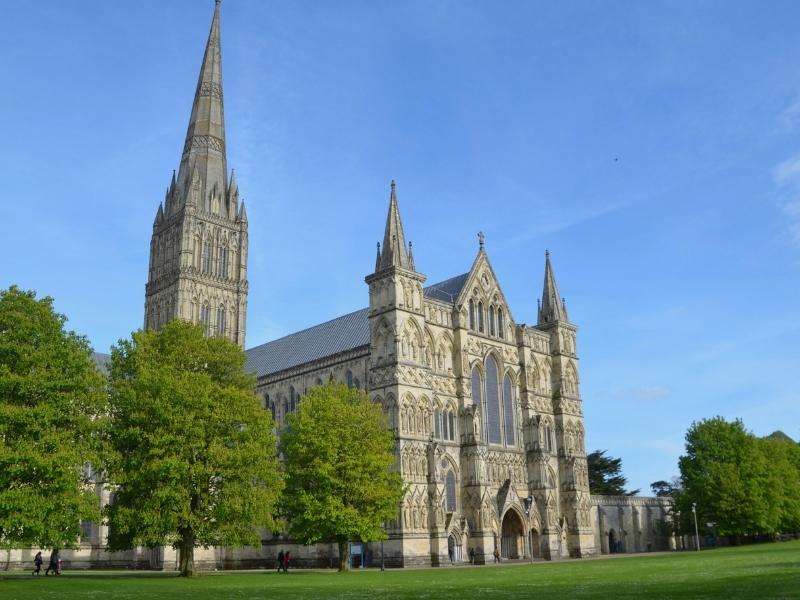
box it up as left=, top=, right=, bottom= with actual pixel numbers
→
left=337, top=540, right=349, bottom=572
left=178, top=530, right=195, bottom=577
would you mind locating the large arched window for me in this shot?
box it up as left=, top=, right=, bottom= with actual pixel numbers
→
left=477, top=302, right=485, bottom=333
left=498, top=308, right=505, bottom=339
left=503, top=375, right=515, bottom=446
left=468, top=299, right=475, bottom=330
left=441, top=409, right=449, bottom=440
left=434, top=408, right=442, bottom=438
left=489, top=306, right=496, bottom=336
left=445, top=470, right=457, bottom=513
left=485, top=355, right=501, bottom=444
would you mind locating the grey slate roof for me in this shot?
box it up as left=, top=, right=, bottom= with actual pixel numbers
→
left=424, top=272, right=469, bottom=303
left=245, top=308, right=371, bottom=378
left=244, top=274, right=470, bottom=379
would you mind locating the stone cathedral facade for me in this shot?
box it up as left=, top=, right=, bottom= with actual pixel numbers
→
left=4, top=0, right=674, bottom=571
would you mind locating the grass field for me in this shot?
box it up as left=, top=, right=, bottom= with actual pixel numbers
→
left=2, top=541, right=799, bottom=599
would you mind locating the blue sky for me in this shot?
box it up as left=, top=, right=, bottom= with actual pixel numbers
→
left=2, top=0, right=799, bottom=493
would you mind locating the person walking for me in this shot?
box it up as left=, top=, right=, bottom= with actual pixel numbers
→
left=283, top=550, right=291, bottom=573
left=276, top=550, right=284, bottom=573
left=32, top=551, right=43, bottom=576
left=45, top=549, right=59, bottom=576
left=468, top=547, right=475, bottom=564
left=493, top=547, right=500, bottom=564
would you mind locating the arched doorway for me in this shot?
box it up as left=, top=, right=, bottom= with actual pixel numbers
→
left=501, top=510, right=525, bottom=559
left=608, top=529, right=618, bottom=554
left=447, top=533, right=462, bottom=563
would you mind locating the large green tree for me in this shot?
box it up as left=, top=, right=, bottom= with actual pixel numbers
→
left=280, top=383, right=404, bottom=571
left=678, top=417, right=777, bottom=540
left=0, top=286, right=106, bottom=549
left=105, top=320, right=282, bottom=576
left=757, top=434, right=800, bottom=534
left=587, top=450, right=639, bottom=496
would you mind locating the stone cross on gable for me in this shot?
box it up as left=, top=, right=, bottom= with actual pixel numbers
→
left=478, top=231, right=485, bottom=249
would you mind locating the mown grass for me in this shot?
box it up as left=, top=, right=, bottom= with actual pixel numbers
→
left=2, top=540, right=799, bottom=599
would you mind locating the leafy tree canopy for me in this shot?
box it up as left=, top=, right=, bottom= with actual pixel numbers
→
left=280, top=383, right=404, bottom=571
left=105, top=320, right=282, bottom=576
left=0, top=286, right=106, bottom=549
left=587, top=450, right=639, bottom=496
left=678, top=417, right=783, bottom=539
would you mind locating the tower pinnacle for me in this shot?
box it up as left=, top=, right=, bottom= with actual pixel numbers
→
left=538, top=250, right=568, bottom=325
left=376, top=180, right=413, bottom=272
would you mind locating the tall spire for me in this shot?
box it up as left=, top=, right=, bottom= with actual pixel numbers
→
left=376, top=180, right=413, bottom=271
left=538, top=250, right=569, bottom=325
left=177, top=0, right=227, bottom=202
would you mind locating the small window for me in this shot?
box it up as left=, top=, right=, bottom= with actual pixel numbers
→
left=489, top=306, right=495, bottom=336
left=201, top=241, right=211, bottom=273
left=434, top=409, right=442, bottom=438
left=468, top=299, right=475, bottom=330
left=478, top=302, right=485, bottom=333
left=218, top=247, right=228, bottom=278
left=216, top=305, right=226, bottom=336
left=442, top=410, right=449, bottom=440
left=80, top=520, right=93, bottom=544
left=200, top=303, right=210, bottom=335
left=498, top=309, right=505, bottom=339
left=346, top=370, right=354, bottom=388
left=448, top=411, right=455, bottom=441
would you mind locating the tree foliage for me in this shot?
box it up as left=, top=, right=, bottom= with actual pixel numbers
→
left=279, top=383, right=404, bottom=571
left=105, top=320, right=282, bottom=576
left=0, top=286, right=106, bottom=549
left=587, top=450, right=639, bottom=496
left=678, top=417, right=800, bottom=539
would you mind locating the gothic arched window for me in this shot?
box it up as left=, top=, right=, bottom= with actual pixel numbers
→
left=477, top=302, right=485, bottom=333
left=503, top=374, right=515, bottom=446
left=218, top=247, right=228, bottom=278
left=445, top=470, right=457, bottom=513
left=468, top=299, right=475, bottom=330
left=489, top=306, right=496, bottom=336
left=201, top=241, right=211, bottom=274
left=200, top=303, right=210, bottom=334
left=498, top=308, right=505, bottom=339
left=448, top=410, right=455, bottom=441
left=346, top=370, right=354, bottom=388
left=289, top=386, right=297, bottom=412
left=434, top=408, right=442, bottom=439
left=485, top=355, right=501, bottom=444
left=216, top=305, right=226, bottom=336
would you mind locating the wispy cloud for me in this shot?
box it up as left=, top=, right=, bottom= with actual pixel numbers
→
left=772, top=153, right=800, bottom=245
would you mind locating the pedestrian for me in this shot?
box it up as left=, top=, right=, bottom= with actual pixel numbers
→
left=32, top=551, right=43, bottom=576
left=493, top=547, right=500, bottom=563
left=469, top=547, right=475, bottom=564
left=45, top=549, right=59, bottom=576
left=283, top=550, right=291, bottom=573
left=277, top=550, right=284, bottom=573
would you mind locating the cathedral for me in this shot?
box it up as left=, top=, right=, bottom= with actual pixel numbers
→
left=6, top=0, right=672, bottom=571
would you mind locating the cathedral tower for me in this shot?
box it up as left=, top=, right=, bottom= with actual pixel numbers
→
left=144, top=0, right=248, bottom=347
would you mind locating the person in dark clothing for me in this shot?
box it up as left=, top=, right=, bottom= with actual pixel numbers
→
left=469, top=547, right=475, bottom=564
left=493, top=547, right=500, bottom=563
left=277, top=550, right=284, bottom=572
left=283, top=550, right=291, bottom=572
left=32, top=551, right=43, bottom=576
left=45, top=549, right=59, bottom=576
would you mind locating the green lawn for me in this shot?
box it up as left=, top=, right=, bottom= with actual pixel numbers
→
left=2, top=541, right=799, bottom=599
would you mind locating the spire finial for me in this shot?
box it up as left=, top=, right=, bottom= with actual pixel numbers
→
left=545, top=249, right=550, bottom=258
left=478, top=231, right=485, bottom=249
left=375, top=180, right=413, bottom=272
left=215, top=0, right=221, bottom=5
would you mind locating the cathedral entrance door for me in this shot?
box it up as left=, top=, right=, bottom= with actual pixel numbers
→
left=500, top=510, right=525, bottom=559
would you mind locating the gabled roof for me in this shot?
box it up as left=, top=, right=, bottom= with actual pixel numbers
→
left=245, top=274, right=468, bottom=378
